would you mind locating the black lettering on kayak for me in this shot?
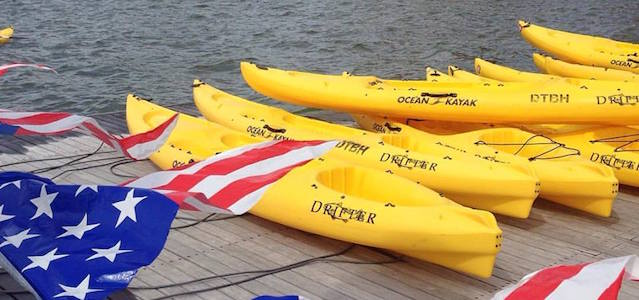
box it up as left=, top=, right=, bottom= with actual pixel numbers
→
left=335, top=140, right=369, bottom=155
left=371, top=122, right=386, bottom=133
left=310, top=200, right=323, bottom=212
left=610, top=59, right=637, bottom=68
left=589, top=152, right=639, bottom=171
left=246, top=125, right=291, bottom=140
left=595, top=94, right=639, bottom=105
left=445, top=98, right=477, bottom=106
left=397, top=95, right=477, bottom=106
left=310, top=201, right=377, bottom=224
left=379, top=152, right=437, bottom=171
left=366, top=213, right=376, bottom=224
left=530, top=94, right=569, bottom=103
left=172, top=160, right=186, bottom=168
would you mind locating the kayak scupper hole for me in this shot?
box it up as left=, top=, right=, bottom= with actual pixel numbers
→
left=143, top=111, right=174, bottom=129
left=380, top=135, right=426, bottom=153
left=221, top=133, right=260, bottom=149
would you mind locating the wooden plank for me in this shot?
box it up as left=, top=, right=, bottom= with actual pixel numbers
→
left=175, top=221, right=355, bottom=299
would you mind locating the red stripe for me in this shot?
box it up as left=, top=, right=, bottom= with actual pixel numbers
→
left=14, top=127, right=68, bottom=135
left=118, top=114, right=178, bottom=149
left=82, top=122, right=116, bottom=147
left=598, top=269, right=625, bottom=300
left=163, top=191, right=198, bottom=210
left=0, top=112, right=71, bottom=125
left=154, top=140, right=324, bottom=192
left=505, top=263, right=589, bottom=300
left=208, top=160, right=305, bottom=209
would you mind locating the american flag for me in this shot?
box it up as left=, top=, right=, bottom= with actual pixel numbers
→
left=124, top=139, right=338, bottom=214
left=0, top=171, right=178, bottom=300
left=0, top=139, right=336, bottom=299
left=493, top=255, right=639, bottom=300
left=0, top=63, right=57, bottom=77
left=0, top=110, right=178, bottom=160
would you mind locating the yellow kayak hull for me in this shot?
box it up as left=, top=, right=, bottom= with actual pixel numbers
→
left=381, top=114, right=639, bottom=188
left=519, top=20, right=639, bottom=74
left=126, top=95, right=503, bottom=278
left=193, top=80, right=540, bottom=218
left=474, top=57, right=639, bottom=130
left=240, top=61, right=639, bottom=125
left=353, top=114, right=619, bottom=217
left=475, top=57, right=566, bottom=83
left=0, top=26, right=13, bottom=44
left=447, top=65, right=498, bottom=83
left=427, top=64, right=597, bottom=135
left=533, top=53, right=639, bottom=82
left=419, top=64, right=636, bottom=188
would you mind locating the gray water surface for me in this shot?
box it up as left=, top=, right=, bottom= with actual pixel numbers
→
left=2, top=0, right=639, bottom=114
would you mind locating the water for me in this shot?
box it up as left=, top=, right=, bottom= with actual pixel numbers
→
left=2, top=0, right=639, bottom=114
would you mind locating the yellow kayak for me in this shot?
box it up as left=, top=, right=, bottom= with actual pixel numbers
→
left=386, top=115, right=639, bottom=188
left=474, top=57, right=565, bottom=82
left=0, top=26, right=13, bottom=44
left=518, top=20, right=639, bottom=56
left=193, top=80, right=540, bottom=218
left=353, top=114, right=619, bottom=217
left=126, top=95, right=503, bottom=278
left=533, top=53, right=639, bottom=82
left=474, top=58, right=639, bottom=131
left=519, top=20, right=639, bottom=74
left=240, top=61, right=639, bottom=125
left=419, top=68, right=639, bottom=187
left=447, top=65, right=498, bottom=83
left=424, top=65, right=594, bottom=135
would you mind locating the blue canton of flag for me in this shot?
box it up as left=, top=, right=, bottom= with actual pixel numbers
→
left=0, top=123, right=18, bottom=135
left=0, top=172, right=178, bottom=299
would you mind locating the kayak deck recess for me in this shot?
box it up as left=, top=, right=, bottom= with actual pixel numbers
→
left=0, top=103, right=638, bottom=300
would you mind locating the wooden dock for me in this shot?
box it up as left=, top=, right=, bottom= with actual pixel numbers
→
left=1, top=103, right=638, bottom=300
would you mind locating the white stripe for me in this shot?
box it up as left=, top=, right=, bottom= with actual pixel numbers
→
left=0, top=63, right=56, bottom=73
left=226, top=184, right=272, bottom=214
left=124, top=116, right=178, bottom=159
left=188, top=141, right=337, bottom=198
left=125, top=140, right=279, bottom=188
left=546, top=256, right=633, bottom=300
left=0, top=111, right=40, bottom=119
left=0, top=113, right=108, bottom=136
left=627, top=256, right=639, bottom=281
left=15, top=115, right=90, bottom=133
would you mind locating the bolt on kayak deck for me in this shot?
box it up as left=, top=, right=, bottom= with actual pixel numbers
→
left=1, top=103, right=638, bottom=300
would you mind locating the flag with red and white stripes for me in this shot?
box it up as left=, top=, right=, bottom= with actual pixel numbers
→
left=124, top=139, right=337, bottom=214
left=0, top=63, right=57, bottom=77
left=493, top=255, right=639, bottom=300
left=0, top=110, right=178, bottom=160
